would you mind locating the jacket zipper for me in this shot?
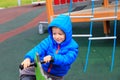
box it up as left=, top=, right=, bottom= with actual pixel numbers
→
left=47, top=44, right=60, bottom=73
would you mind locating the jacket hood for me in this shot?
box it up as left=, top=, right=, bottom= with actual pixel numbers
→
left=48, top=14, right=72, bottom=46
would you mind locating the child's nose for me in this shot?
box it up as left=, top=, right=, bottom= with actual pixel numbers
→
left=56, top=35, right=60, bottom=39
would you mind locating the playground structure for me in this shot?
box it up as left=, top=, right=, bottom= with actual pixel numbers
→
left=31, top=0, right=46, bottom=5
left=17, top=0, right=46, bottom=6
left=45, top=0, right=120, bottom=36
left=38, top=0, right=120, bottom=72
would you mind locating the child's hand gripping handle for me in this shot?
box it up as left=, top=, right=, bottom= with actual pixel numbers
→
left=19, top=61, right=45, bottom=70
left=19, top=59, right=54, bottom=70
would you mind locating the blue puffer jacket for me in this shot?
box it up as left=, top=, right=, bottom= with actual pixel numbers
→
left=24, top=15, right=79, bottom=77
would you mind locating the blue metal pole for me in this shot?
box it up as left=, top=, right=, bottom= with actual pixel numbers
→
left=84, top=0, right=94, bottom=72
left=110, top=0, right=118, bottom=72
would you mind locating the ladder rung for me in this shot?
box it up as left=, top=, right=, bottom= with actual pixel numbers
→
left=52, top=15, right=93, bottom=18
left=89, top=36, right=116, bottom=40
left=39, top=21, right=48, bottom=24
left=72, top=34, right=92, bottom=37
left=92, top=0, right=99, bottom=1
left=70, top=16, right=93, bottom=18
left=91, top=16, right=117, bottom=21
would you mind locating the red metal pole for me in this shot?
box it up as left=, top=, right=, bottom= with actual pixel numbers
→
left=61, top=0, right=66, bottom=4
left=54, top=0, right=60, bottom=5
left=79, top=0, right=83, bottom=2
left=73, top=0, right=78, bottom=2
left=67, top=0, right=70, bottom=3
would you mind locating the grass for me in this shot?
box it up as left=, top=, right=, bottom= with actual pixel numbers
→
left=0, top=0, right=45, bottom=8
left=0, top=0, right=31, bottom=8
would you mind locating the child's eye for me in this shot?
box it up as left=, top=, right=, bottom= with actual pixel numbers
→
left=59, top=34, right=62, bottom=35
left=59, top=33, right=63, bottom=35
left=53, top=33, right=56, bottom=35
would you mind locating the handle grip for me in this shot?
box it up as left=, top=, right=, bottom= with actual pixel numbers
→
left=19, top=60, right=45, bottom=70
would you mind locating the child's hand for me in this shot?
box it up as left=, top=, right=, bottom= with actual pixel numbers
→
left=21, top=58, right=31, bottom=69
left=43, top=55, right=52, bottom=63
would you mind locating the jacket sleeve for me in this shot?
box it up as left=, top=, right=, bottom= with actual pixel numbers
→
left=24, top=37, right=50, bottom=62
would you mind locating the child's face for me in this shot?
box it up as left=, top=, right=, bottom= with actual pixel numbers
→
left=52, top=27, right=65, bottom=44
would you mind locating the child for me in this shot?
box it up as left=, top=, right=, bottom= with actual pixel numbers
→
left=19, top=15, right=79, bottom=80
